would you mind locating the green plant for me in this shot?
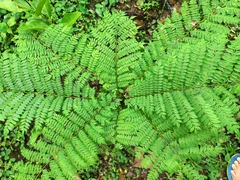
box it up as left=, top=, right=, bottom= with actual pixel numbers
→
left=0, top=0, right=52, bottom=30
left=0, top=10, right=19, bottom=52
left=72, top=144, right=135, bottom=179
left=0, top=126, right=21, bottom=180
left=0, top=0, right=240, bottom=179
left=98, top=145, right=134, bottom=179
left=95, top=0, right=119, bottom=17
left=0, top=0, right=81, bottom=31
left=77, top=0, right=90, bottom=15
left=50, top=0, right=97, bottom=33
left=0, top=147, right=15, bottom=179
left=0, top=0, right=51, bottom=55
left=0, top=0, right=82, bottom=54
left=51, top=0, right=79, bottom=23
left=136, top=0, right=159, bottom=10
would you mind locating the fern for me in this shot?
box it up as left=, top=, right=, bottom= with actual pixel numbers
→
left=0, top=0, right=240, bottom=179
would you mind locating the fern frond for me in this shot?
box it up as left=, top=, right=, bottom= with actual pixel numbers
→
left=178, top=145, right=223, bottom=160
left=13, top=96, right=119, bottom=179
left=89, top=11, right=144, bottom=91
left=181, top=1, right=199, bottom=30
left=189, top=0, right=201, bottom=22
left=199, top=0, right=212, bottom=16
left=207, top=14, right=240, bottom=25
left=21, top=146, right=51, bottom=163
left=123, top=1, right=240, bottom=178
left=181, top=164, right=207, bottom=180
left=199, top=21, right=230, bottom=34
left=13, top=162, right=43, bottom=180
left=214, top=36, right=240, bottom=83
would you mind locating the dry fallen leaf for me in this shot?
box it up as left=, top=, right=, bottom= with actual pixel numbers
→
left=76, top=175, right=82, bottom=180
left=118, top=172, right=126, bottom=180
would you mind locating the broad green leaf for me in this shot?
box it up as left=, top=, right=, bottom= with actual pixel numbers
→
left=61, top=12, right=81, bottom=27
left=7, top=16, right=16, bottom=27
left=35, top=0, right=46, bottom=16
left=15, top=0, right=31, bottom=10
left=29, top=130, right=42, bottom=145
left=44, top=0, right=51, bottom=18
left=18, top=18, right=49, bottom=31
left=0, top=0, right=27, bottom=12
left=0, top=23, right=8, bottom=33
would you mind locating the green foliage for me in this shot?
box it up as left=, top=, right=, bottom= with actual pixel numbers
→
left=0, top=0, right=52, bottom=53
left=77, top=0, right=89, bottom=15
left=0, top=146, right=16, bottom=180
left=0, top=10, right=19, bottom=50
left=94, top=145, right=134, bottom=180
left=0, top=121, right=22, bottom=180
left=95, top=0, right=119, bottom=17
left=0, top=0, right=53, bottom=30
left=0, top=0, right=240, bottom=179
left=0, top=0, right=31, bottom=12
left=136, top=0, right=159, bottom=10
left=0, top=0, right=84, bottom=51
